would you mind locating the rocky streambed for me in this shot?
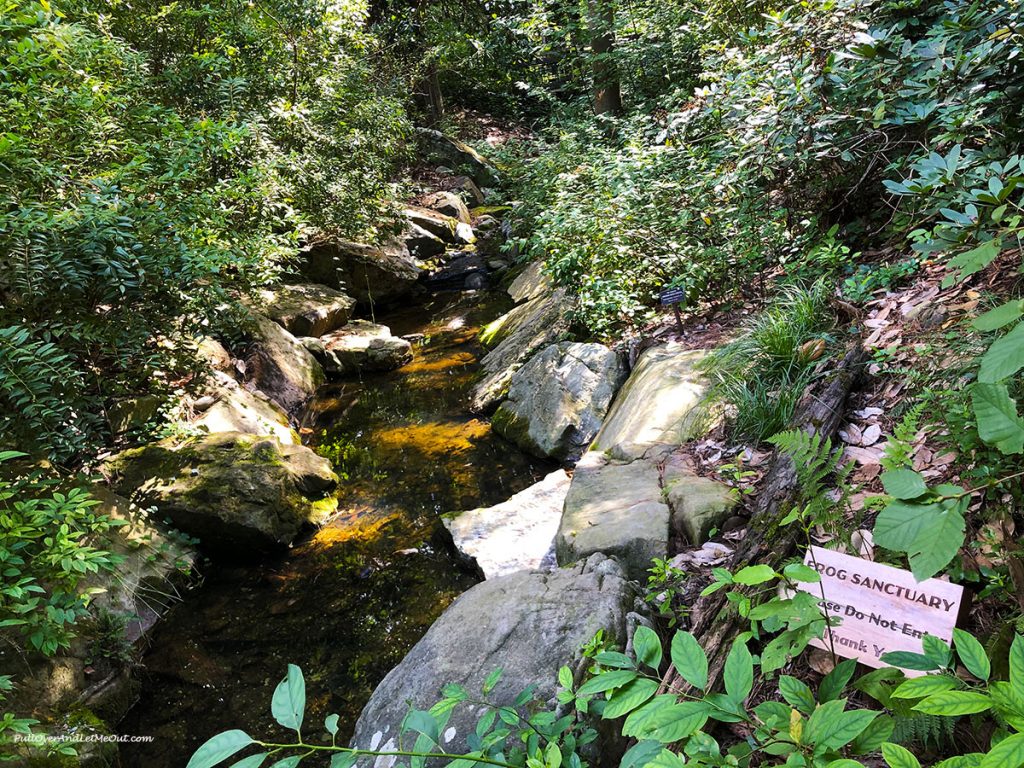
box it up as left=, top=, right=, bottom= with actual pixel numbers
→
left=118, top=293, right=553, bottom=767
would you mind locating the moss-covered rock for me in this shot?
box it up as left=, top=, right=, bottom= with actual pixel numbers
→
left=103, top=432, right=338, bottom=556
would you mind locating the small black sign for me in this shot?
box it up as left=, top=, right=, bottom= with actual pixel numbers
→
left=659, top=287, right=685, bottom=306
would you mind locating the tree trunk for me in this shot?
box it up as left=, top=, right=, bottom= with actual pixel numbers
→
left=661, top=342, right=869, bottom=692
left=422, top=63, right=444, bottom=126
left=588, top=0, right=621, bottom=115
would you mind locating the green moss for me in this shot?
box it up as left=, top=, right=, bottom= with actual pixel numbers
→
left=25, top=708, right=118, bottom=768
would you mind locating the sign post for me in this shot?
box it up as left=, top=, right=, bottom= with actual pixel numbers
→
left=794, top=546, right=966, bottom=676
left=659, top=287, right=686, bottom=333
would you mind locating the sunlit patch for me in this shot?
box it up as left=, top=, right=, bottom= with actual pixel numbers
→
left=446, top=315, right=467, bottom=330
left=371, top=419, right=491, bottom=457
left=400, top=350, right=477, bottom=374
left=311, top=509, right=401, bottom=547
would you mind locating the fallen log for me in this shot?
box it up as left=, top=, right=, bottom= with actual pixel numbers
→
left=661, top=341, right=869, bottom=692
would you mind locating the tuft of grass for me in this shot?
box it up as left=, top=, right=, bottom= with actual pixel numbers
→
left=702, top=281, right=836, bottom=443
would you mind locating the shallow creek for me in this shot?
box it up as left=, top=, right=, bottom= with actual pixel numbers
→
left=120, top=292, right=552, bottom=767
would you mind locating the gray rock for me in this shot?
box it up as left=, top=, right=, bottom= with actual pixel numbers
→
left=470, top=289, right=572, bottom=413
left=243, top=314, right=325, bottom=413
left=507, top=261, right=552, bottom=303
left=257, top=282, right=355, bottom=337
left=555, top=452, right=669, bottom=580
left=350, top=554, right=635, bottom=762
left=415, top=127, right=499, bottom=187
left=450, top=176, right=485, bottom=206
left=107, top=395, right=164, bottom=435
left=103, top=432, right=338, bottom=555
left=444, top=469, right=570, bottom=578
left=193, top=371, right=298, bottom=445
left=405, top=206, right=475, bottom=245
left=421, top=191, right=471, bottom=223
left=314, top=320, right=413, bottom=375
left=406, top=223, right=447, bottom=258
left=593, top=343, right=708, bottom=460
left=663, top=460, right=739, bottom=544
left=492, top=343, right=626, bottom=463
left=464, top=273, right=486, bottom=290
left=298, top=240, right=423, bottom=305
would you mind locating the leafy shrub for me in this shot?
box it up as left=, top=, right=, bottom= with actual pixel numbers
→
left=0, top=452, right=122, bottom=656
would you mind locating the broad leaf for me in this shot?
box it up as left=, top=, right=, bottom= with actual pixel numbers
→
left=913, top=690, right=991, bottom=716
left=602, top=678, right=659, bottom=720
left=577, top=670, right=638, bottom=697
left=972, top=382, right=1024, bottom=454
left=670, top=631, right=708, bottom=691
left=271, top=665, right=306, bottom=732
left=892, top=675, right=958, bottom=699
left=953, top=629, right=991, bottom=681
left=723, top=639, right=753, bottom=703
left=974, top=301, right=1024, bottom=331
left=881, top=469, right=928, bottom=500
left=187, top=731, right=254, bottom=768
left=882, top=742, right=922, bottom=768
left=633, top=626, right=663, bottom=670
left=732, top=564, right=776, bottom=585
left=980, top=321, right=1024, bottom=383
left=980, top=732, right=1024, bottom=768
left=778, top=675, right=816, bottom=715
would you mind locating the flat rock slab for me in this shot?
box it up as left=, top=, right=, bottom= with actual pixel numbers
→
left=258, top=282, right=355, bottom=338
left=194, top=371, right=298, bottom=445
left=350, top=554, right=635, bottom=762
left=507, top=261, right=551, bottom=303
left=298, top=240, right=422, bottom=305
left=444, top=469, right=570, bottom=578
left=593, top=343, right=707, bottom=460
left=555, top=452, right=669, bottom=580
left=492, top=342, right=626, bottom=463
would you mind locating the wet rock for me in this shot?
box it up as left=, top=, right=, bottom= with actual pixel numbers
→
left=421, top=191, right=471, bottom=223
left=406, top=223, right=447, bottom=259
left=311, top=320, right=413, bottom=375
left=257, top=282, right=355, bottom=338
left=470, top=289, right=572, bottom=412
left=421, top=253, right=487, bottom=292
left=350, top=554, right=635, bottom=764
left=555, top=452, right=669, bottom=580
left=103, top=431, right=338, bottom=555
left=464, top=273, right=486, bottom=290
left=415, top=127, right=499, bottom=187
left=242, top=314, right=325, bottom=414
left=297, top=240, right=422, bottom=306
left=193, top=371, right=298, bottom=445
left=507, top=260, right=552, bottom=303
left=592, top=343, right=708, bottom=460
left=443, top=469, right=570, bottom=578
left=492, top=342, right=626, bottom=463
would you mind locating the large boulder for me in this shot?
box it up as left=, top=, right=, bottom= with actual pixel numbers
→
left=258, top=282, right=355, bottom=338
left=305, top=321, right=413, bottom=375
left=470, top=289, right=572, bottom=413
left=405, top=206, right=475, bottom=245
left=492, top=343, right=626, bottom=463
left=350, top=554, right=636, bottom=762
left=555, top=451, right=669, bottom=580
left=415, top=127, right=499, bottom=187
left=593, top=343, right=708, bottom=460
left=405, top=223, right=447, bottom=259
left=421, top=253, right=487, bottom=292
left=298, top=240, right=422, bottom=306
left=450, top=176, right=485, bottom=206
left=243, top=315, right=325, bottom=414
left=443, top=469, right=570, bottom=578
left=193, top=371, right=298, bottom=445
left=421, top=191, right=471, bottom=223
left=103, top=432, right=338, bottom=555
left=663, top=459, right=739, bottom=545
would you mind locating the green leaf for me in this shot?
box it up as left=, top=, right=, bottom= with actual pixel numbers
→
left=330, top=755, right=358, bottom=768
left=558, top=666, right=574, bottom=689
left=892, top=675, right=958, bottom=699
left=980, top=321, right=1024, bottom=383
left=980, top=732, right=1024, bottom=768
left=229, top=753, right=268, bottom=768
left=1012, top=634, right=1024, bottom=689
left=622, top=698, right=709, bottom=742
left=324, top=714, right=339, bottom=737
left=934, top=755, right=984, bottom=768
left=953, top=629, right=991, bottom=681
left=186, top=731, right=254, bottom=768
left=269, top=758, right=302, bottom=768
left=819, top=659, right=857, bottom=703
left=271, top=665, right=306, bottom=732
left=633, top=626, right=663, bottom=670
left=974, top=301, right=1024, bottom=331
left=670, top=631, right=708, bottom=691
left=732, top=564, right=776, bottom=585
left=874, top=499, right=965, bottom=580
left=922, top=635, right=953, bottom=667
left=602, top=678, right=659, bottom=720
left=882, top=742, right=922, bottom=768
left=948, top=239, right=1002, bottom=282
left=619, top=740, right=664, bottom=768
left=778, top=675, right=816, bottom=715
left=782, top=563, right=820, bottom=583
left=850, top=713, right=894, bottom=755
left=482, top=668, right=503, bottom=694
left=972, top=382, right=1024, bottom=454
left=804, top=699, right=845, bottom=746
left=402, top=710, right=440, bottom=745
left=723, top=639, right=753, bottom=703
left=881, top=469, right=929, bottom=500
left=913, top=690, right=991, bottom=715
left=880, top=651, right=939, bottom=671
left=577, top=670, right=638, bottom=697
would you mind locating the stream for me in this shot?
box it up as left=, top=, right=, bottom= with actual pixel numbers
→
left=119, top=291, right=552, bottom=767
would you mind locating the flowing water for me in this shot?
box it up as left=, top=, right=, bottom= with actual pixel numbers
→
left=119, top=292, right=552, bottom=767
